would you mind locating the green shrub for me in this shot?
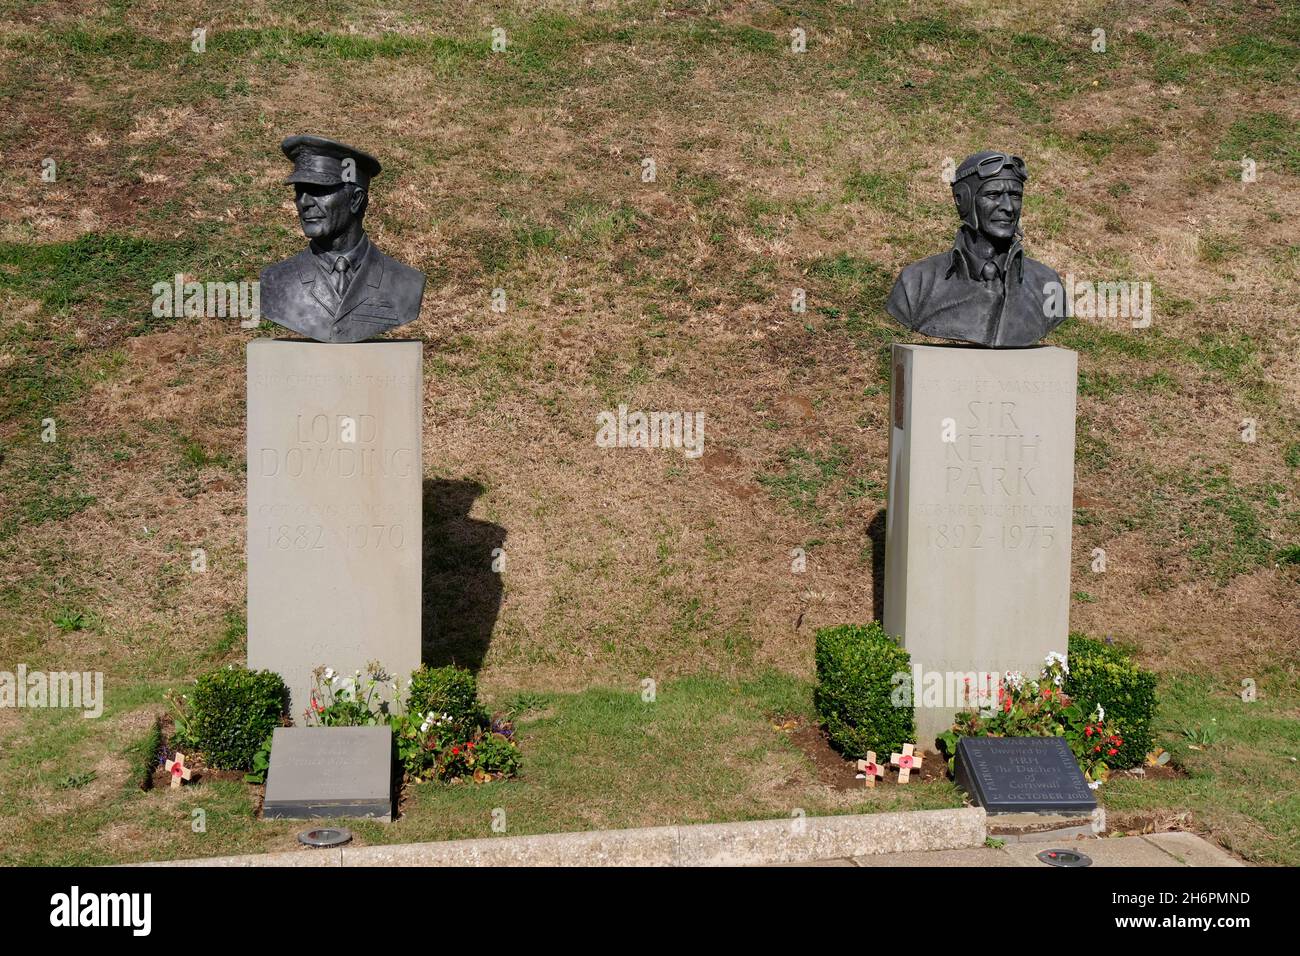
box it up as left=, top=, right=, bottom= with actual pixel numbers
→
left=187, top=667, right=288, bottom=770
left=814, top=623, right=914, bottom=758
left=471, top=730, right=522, bottom=777
left=407, top=665, right=488, bottom=735
left=395, top=668, right=519, bottom=783
left=1065, top=634, right=1157, bottom=770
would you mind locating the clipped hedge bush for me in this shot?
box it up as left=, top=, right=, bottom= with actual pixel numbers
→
left=1066, top=634, right=1157, bottom=770
left=407, top=665, right=488, bottom=735
left=814, top=623, right=914, bottom=759
left=188, top=667, right=288, bottom=770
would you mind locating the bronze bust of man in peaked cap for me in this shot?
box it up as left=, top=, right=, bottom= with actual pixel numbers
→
left=886, top=151, right=1064, bottom=348
left=259, top=135, right=426, bottom=344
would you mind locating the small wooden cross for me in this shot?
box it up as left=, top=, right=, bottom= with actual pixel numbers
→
left=890, top=743, right=923, bottom=783
left=165, top=752, right=192, bottom=788
left=856, top=752, right=884, bottom=788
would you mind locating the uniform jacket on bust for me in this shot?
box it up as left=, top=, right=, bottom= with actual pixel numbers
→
left=259, top=235, right=425, bottom=344
left=886, top=228, right=1064, bottom=348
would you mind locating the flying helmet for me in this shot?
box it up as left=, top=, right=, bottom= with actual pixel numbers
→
left=952, top=151, right=1027, bottom=230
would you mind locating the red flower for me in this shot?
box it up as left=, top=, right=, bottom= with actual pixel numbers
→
left=451, top=746, right=460, bottom=755
left=1085, top=726, right=1094, bottom=737
left=1094, top=745, right=1101, bottom=753
left=1003, top=696, right=1012, bottom=712
left=468, top=742, right=475, bottom=750
left=1107, top=748, right=1118, bottom=756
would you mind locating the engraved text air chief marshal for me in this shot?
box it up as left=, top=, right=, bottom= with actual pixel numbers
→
left=886, top=151, right=1063, bottom=348
left=260, top=135, right=425, bottom=344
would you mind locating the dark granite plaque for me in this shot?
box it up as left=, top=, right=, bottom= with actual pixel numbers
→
left=954, top=736, right=1096, bottom=814
left=262, top=726, right=393, bottom=820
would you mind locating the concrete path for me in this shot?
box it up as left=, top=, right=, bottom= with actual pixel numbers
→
left=141, top=806, right=1243, bottom=867
left=803, top=832, right=1243, bottom=867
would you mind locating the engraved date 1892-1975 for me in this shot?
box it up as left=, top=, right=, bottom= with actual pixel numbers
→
left=926, top=523, right=1057, bottom=550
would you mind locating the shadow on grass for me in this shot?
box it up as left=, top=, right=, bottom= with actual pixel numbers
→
left=421, top=479, right=505, bottom=673
left=869, top=508, right=886, bottom=623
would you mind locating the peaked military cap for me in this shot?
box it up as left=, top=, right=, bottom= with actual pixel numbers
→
left=281, top=135, right=382, bottom=189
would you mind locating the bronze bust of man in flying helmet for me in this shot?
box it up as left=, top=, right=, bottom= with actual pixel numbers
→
left=886, top=151, right=1064, bottom=348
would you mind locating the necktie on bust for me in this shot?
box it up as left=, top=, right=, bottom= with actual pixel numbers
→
left=332, top=256, right=351, bottom=296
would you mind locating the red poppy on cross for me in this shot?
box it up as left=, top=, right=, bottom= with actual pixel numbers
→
left=890, top=743, right=923, bottom=783
left=165, top=752, right=192, bottom=788
left=856, top=751, right=884, bottom=787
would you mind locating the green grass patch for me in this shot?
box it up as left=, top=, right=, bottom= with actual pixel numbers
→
left=1199, top=234, right=1246, bottom=264
left=1046, top=318, right=1162, bottom=360
left=1217, top=112, right=1300, bottom=176
left=1102, top=674, right=1300, bottom=866
left=1152, top=464, right=1298, bottom=581
left=1078, top=369, right=1177, bottom=399
left=757, top=445, right=847, bottom=518
left=0, top=443, right=96, bottom=542
left=0, top=233, right=212, bottom=331
left=1178, top=331, right=1262, bottom=385
left=0, top=338, right=84, bottom=425
left=805, top=253, right=894, bottom=315
left=843, top=170, right=910, bottom=215
left=1207, top=34, right=1299, bottom=83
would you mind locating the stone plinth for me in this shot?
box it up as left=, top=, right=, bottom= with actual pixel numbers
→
left=246, top=340, right=422, bottom=716
left=884, top=344, right=1077, bottom=745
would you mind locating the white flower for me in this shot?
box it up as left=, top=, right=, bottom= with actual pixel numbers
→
left=1044, top=650, right=1069, bottom=674
left=1088, top=780, right=1102, bottom=790
left=1093, top=703, right=1105, bottom=721
left=324, top=668, right=335, bottom=680
left=1005, top=671, right=1025, bottom=690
